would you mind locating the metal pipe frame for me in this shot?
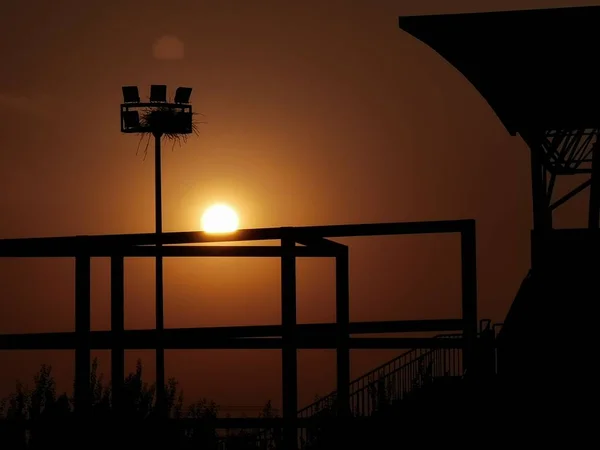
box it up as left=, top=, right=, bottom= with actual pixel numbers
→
left=0, top=219, right=477, bottom=449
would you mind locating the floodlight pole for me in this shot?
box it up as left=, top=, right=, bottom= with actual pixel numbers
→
left=154, top=131, right=166, bottom=418
left=120, top=85, right=194, bottom=421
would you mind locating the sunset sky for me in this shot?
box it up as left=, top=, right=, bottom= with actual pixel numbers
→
left=0, top=0, right=593, bottom=413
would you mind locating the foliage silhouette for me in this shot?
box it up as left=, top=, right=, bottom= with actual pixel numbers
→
left=0, top=359, right=275, bottom=449
left=0, top=345, right=486, bottom=449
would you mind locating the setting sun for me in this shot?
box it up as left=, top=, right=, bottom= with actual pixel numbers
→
left=201, top=204, right=240, bottom=233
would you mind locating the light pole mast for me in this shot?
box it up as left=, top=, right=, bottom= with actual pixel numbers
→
left=153, top=130, right=165, bottom=415
left=120, top=85, right=194, bottom=418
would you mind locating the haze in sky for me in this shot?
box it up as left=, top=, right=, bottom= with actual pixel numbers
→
left=153, top=35, right=185, bottom=60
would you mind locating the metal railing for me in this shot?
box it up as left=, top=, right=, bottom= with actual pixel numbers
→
left=293, top=333, right=464, bottom=448
left=297, top=333, right=463, bottom=420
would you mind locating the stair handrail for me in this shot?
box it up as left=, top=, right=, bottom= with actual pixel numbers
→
left=297, top=332, right=461, bottom=418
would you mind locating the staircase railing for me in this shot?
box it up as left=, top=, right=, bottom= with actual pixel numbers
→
left=297, top=333, right=462, bottom=420
left=233, top=326, right=494, bottom=449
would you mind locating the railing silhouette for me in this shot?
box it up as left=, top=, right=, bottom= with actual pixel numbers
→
left=297, top=333, right=462, bottom=421
left=0, top=220, right=477, bottom=450
left=219, top=333, right=465, bottom=449
left=288, top=333, right=462, bottom=449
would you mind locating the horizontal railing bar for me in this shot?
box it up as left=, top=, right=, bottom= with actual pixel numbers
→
left=0, top=245, right=339, bottom=258
left=0, top=320, right=463, bottom=348
left=0, top=332, right=465, bottom=350
left=0, top=220, right=473, bottom=256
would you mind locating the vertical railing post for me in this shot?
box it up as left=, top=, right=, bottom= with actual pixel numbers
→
left=111, top=256, right=125, bottom=417
left=335, top=246, right=350, bottom=418
left=460, top=220, right=478, bottom=376
left=281, top=230, right=298, bottom=450
left=75, top=253, right=91, bottom=417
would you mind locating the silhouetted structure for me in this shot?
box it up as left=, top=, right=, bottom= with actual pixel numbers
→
left=400, top=5, right=600, bottom=433
left=5, top=4, right=594, bottom=447
left=0, top=221, right=477, bottom=449
left=121, top=84, right=194, bottom=416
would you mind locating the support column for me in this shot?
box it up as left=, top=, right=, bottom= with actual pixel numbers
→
left=460, top=220, right=478, bottom=375
left=281, top=233, right=298, bottom=450
left=111, top=256, right=125, bottom=416
left=529, top=142, right=552, bottom=231
left=75, top=255, right=91, bottom=416
left=335, top=247, right=350, bottom=418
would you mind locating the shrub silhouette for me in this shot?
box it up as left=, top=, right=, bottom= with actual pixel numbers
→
left=0, top=351, right=475, bottom=449
left=0, top=359, right=275, bottom=449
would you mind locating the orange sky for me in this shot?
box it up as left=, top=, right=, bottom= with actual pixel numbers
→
left=0, top=0, right=594, bottom=413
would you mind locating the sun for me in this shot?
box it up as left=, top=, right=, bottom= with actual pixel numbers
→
left=201, top=204, right=239, bottom=233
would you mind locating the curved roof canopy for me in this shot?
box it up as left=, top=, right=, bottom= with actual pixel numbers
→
left=399, top=6, right=600, bottom=135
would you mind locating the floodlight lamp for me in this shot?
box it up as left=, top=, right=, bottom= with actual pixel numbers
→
left=174, top=87, right=192, bottom=104
left=150, top=84, right=167, bottom=102
left=123, top=110, right=141, bottom=130
left=122, top=86, right=140, bottom=103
